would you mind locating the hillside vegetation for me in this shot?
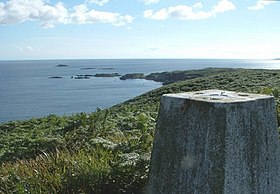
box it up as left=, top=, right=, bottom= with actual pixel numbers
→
left=1, top=69, right=280, bottom=193
left=144, top=67, right=239, bottom=84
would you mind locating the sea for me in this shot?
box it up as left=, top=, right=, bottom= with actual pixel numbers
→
left=0, top=59, right=280, bottom=123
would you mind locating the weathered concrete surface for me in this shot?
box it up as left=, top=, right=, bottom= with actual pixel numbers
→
left=148, top=90, right=280, bottom=194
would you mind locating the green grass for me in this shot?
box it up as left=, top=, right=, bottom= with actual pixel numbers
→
left=1, top=69, right=280, bottom=193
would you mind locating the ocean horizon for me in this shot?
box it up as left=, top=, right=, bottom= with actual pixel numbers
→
left=1, top=59, right=280, bottom=123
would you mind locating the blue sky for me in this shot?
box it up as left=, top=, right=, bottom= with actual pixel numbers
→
left=0, top=0, right=279, bottom=60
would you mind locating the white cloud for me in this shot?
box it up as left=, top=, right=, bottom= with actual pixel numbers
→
left=27, top=46, right=34, bottom=52
left=0, top=3, right=5, bottom=21
left=71, top=4, right=133, bottom=26
left=16, top=45, right=34, bottom=52
left=16, top=45, right=24, bottom=51
left=143, top=0, right=235, bottom=20
left=212, top=0, right=236, bottom=14
left=140, top=0, right=160, bottom=5
left=40, top=2, right=70, bottom=28
left=0, top=0, right=133, bottom=28
left=248, top=0, right=275, bottom=10
left=146, top=47, right=162, bottom=52
left=88, top=0, right=110, bottom=6
left=143, top=10, right=153, bottom=18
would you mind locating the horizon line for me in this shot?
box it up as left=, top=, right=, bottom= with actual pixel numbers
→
left=0, top=57, right=277, bottom=62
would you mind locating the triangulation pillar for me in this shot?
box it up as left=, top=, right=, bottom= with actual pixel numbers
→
left=148, top=90, right=280, bottom=194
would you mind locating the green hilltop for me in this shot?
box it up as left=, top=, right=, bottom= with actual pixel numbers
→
left=1, top=68, right=280, bottom=193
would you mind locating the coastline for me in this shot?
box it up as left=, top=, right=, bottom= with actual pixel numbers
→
left=1, top=59, right=280, bottom=123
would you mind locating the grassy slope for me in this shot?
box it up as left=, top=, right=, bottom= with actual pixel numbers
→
left=1, top=69, right=280, bottom=193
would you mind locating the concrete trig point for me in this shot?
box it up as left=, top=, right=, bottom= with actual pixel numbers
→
left=148, top=90, right=280, bottom=194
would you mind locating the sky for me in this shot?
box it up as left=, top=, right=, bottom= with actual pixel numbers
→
left=0, top=0, right=279, bottom=60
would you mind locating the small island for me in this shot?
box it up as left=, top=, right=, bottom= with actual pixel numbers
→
left=97, top=67, right=115, bottom=70
left=80, top=67, right=96, bottom=70
left=49, top=76, right=63, bottom=79
left=72, top=75, right=93, bottom=79
left=80, top=67, right=115, bottom=70
left=72, top=73, right=121, bottom=79
left=94, top=73, right=121, bottom=77
left=56, top=64, right=68, bottom=67
left=120, top=73, right=145, bottom=80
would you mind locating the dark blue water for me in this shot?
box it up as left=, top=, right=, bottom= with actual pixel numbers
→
left=0, top=59, right=279, bottom=123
